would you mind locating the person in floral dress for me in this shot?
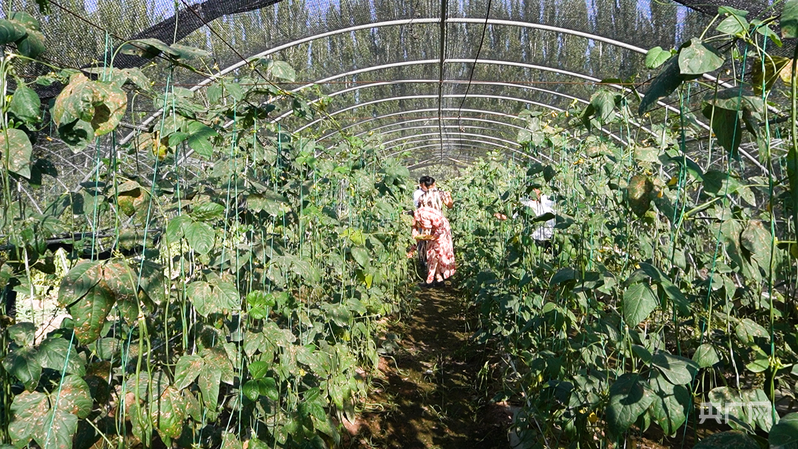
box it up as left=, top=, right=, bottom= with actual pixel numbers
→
left=413, top=179, right=455, bottom=285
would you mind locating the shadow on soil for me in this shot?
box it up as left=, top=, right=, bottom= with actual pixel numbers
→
left=343, top=283, right=514, bottom=449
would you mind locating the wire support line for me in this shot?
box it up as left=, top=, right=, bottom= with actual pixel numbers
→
left=436, top=0, right=448, bottom=163
left=456, top=0, right=494, bottom=120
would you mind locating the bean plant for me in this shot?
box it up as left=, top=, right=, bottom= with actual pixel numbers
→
left=450, top=4, right=798, bottom=448
left=0, top=12, right=415, bottom=449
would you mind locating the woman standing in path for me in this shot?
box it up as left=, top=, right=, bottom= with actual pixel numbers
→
left=413, top=177, right=455, bottom=286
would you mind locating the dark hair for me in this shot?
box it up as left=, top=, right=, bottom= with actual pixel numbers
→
left=422, top=176, right=435, bottom=188
left=418, top=175, right=430, bottom=185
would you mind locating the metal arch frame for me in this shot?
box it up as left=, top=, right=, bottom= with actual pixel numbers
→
left=387, top=141, right=518, bottom=160
left=350, top=116, right=528, bottom=138
left=283, top=58, right=701, bottom=136
left=121, top=17, right=734, bottom=146
left=294, top=94, right=563, bottom=133
left=321, top=108, right=544, bottom=142
left=394, top=142, right=503, bottom=158
left=356, top=123, right=510, bottom=141
left=383, top=139, right=545, bottom=164
left=381, top=131, right=522, bottom=151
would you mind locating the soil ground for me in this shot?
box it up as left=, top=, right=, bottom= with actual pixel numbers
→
left=342, top=283, right=515, bottom=449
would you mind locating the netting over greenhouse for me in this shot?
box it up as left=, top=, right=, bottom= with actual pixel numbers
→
left=3, top=0, right=783, bottom=189
left=5, top=1, right=798, bottom=448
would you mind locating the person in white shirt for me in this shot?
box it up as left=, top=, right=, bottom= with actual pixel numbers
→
left=521, top=188, right=555, bottom=249
left=413, top=176, right=430, bottom=209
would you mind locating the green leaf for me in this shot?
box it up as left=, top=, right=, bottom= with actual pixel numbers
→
left=186, top=121, right=218, bottom=158
left=649, top=374, right=689, bottom=436
left=263, top=59, right=296, bottom=82
left=9, top=86, right=42, bottom=124
left=741, top=220, right=773, bottom=274
left=165, top=214, right=192, bottom=243
left=16, top=29, right=45, bottom=59
left=2, top=347, right=42, bottom=391
left=782, top=0, right=798, bottom=39
left=151, top=386, right=186, bottom=439
left=678, top=39, right=724, bottom=76
left=0, top=19, right=27, bottom=45
left=185, top=221, right=215, bottom=254
left=735, top=318, right=769, bottom=346
left=38, top=337, right=86, bottom=376
left=169, top=43, right=211, bottom=60
left=623, top=282, right=658, bottom=326
left=57, top=260, right=103, bottom=307
left=248, top=360, right=270, bottom=379
left=770, top=412, right=798, bottom=447
left=692, top=343, right=720, bottom=368
left=7, top=322, right=35, bottom=347
left=645, top=47, right=672, bottom=69
left=350, top=247, right=370, bottom=268
left=259, top=377, right=279, bottom=402
left=8, top=391, right=49, bottom=446
left=652, top=352, right=698, bottom=385
left=606, top=373, right=655, bottom=437
left=190, top=201, right=225, bottom=222
left=550, top=267, right=577, bottom=286
left=174, top=354, right=203, bottom=390
left=118, top=38, right=178, bottom=59
left=243, top=380, right=261, bottom=401
left=54, top=374, right=93, bottom=419
left=746, top=356, right=770, bottom=373
left=0, top=128, right=33, bottom=178
left=717, top=13, right=749, bottom=36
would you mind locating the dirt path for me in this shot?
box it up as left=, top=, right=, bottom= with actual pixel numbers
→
left=344, top=285, right=514, bottom=449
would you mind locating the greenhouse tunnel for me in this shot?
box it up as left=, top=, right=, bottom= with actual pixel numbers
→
left=4, top=0, right=798, bottom=448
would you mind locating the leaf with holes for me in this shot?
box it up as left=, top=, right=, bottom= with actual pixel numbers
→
left=0, top=128, right=33, bottom=179
left=52, top=73, right=127, bottom=137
